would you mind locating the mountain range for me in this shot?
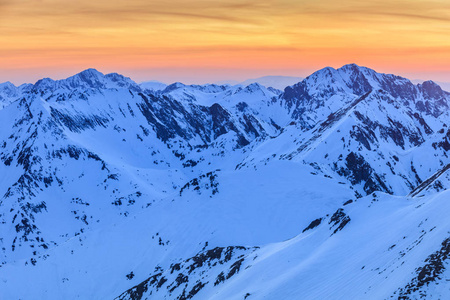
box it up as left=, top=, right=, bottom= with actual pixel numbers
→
left=141, top=75, right=305, bottom=92
left=1, top=64, right=450, bottom=299
left=214, top=75, right=305, bottom=90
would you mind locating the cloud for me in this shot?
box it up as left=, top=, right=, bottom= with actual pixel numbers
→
left=371, top=11, right=450, bottom=22
left=5, top=0, right=268, bottom=26
left=0, top=0, right=11, bottom=7
left=287, top=0, right=450, bottom=23
left=1, top=0, right=449, bottom=85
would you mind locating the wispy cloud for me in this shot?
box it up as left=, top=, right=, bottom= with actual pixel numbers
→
left=287, top=0, right=450, bottom=23
left=0, top=0, right=449, bottom=83
left=4, top=0, right=269, bottom=26
left=0, top=0, right=11, bottom=7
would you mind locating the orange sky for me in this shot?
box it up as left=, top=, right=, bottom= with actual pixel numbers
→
left=0, top=0, right=449, bottom=84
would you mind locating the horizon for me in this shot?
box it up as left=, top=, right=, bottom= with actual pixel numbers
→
left=2, top=64, right=450, bottom=88
left=1, top=0, right=449, bottom=85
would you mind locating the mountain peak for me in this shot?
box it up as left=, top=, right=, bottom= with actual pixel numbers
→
left=420, top=80, right=446, bottom=98
left=311, top=66, right=336, bottom=77
left=0, top=81, right=20, bottom=101
left=0, top=81, right=16, bottom=88
left=422, top=80, right=441, bottom=88
left=0, top=81, right=17, bottom=93
left=32, top=69, right=139, bottom=92
left=339, top=63, right=363, bottom=70
left=162, top=82, right=186, bottom=93
left=77, top=68, right=103, bottom=77
left=64, top=68, right=106, bottom=89
left=310, top=64, right=370, bottom=78
left=283, top=63, right=421, bottom=106
left=34, top=77, right=56, bottom=90
left=140, top=80, right=168, bottom=92
left=246, top=82, right=264, bottom=89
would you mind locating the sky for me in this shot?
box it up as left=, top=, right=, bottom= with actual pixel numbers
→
left=0, top=0, right=449, bottom=85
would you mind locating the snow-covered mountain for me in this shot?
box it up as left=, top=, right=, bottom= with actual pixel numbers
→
left=139, top=80, right=168, bottom=92
left=215, top=76, right=304, bottom=90
left=239, top=76, right=304, bottom=90
left=1, top=64, right=450, bottom=299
